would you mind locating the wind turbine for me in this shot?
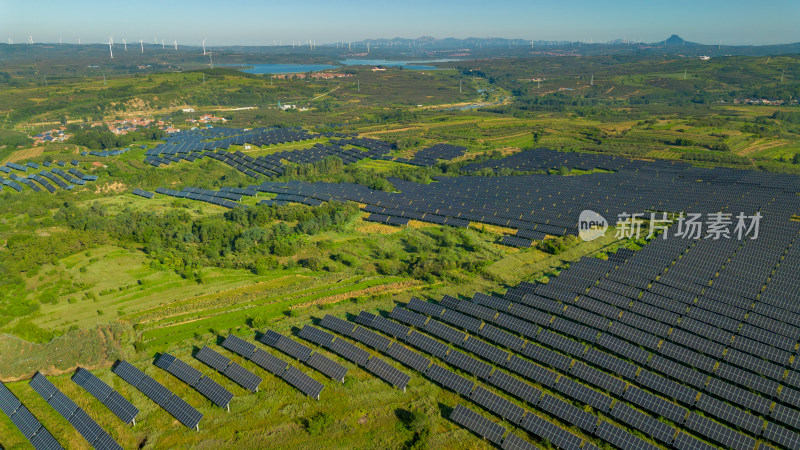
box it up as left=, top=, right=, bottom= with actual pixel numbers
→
left=7, top=37, right=12, bottom=45
left=174, top=40, right=177, bottom=51
left=140, top=39, right=144, bottom=53
left=59, top=36, right=62, bottom=45
left=161, top=39, right=165, bottom=49
left=202, top=39, right=206, bottom=55
left=207, top=51, right=214, bottom=69
left=28, top=35, right=33, bottom=44
left=108, top=38, right=113, bottom=59
left=123, top=38, right=127, bottom=51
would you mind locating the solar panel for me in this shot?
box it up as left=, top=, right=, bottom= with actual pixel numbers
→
left=280, top=366, right=324, bottom=399
left=594, top=421, right=660, bottom=450
left=0, top=382, right=21, bottom=416
left=462, top=336, right=510, bottom=365
left=161, top=395, right=203, bottom=430
left=67, top=409, right=106, bottom=447
left=610, top=402, right=676, bottom=444
left=223, top=363, right=263, bottom=392
left=771, top=403, right=800, bottom=431
left=705, top=378, right=771, bottom=415
left=390, top=306, right=429, bottom=329
left=672, top=432, right=717, bottom=450
left=10, top=405, right=41, bottom=439
left=506, top=356, right=558, bottom=387
left=445, top=349, right=493, bottom=380
left=329, top=338, right=371, bottom=367
left=384, top=341, right=431, bottom=373
left=763, top=421, right=800, bottom=450
left=320, top=314, right=356, bottom=337
left=222, top=334, right=257, bottom=358
left=155, top=353, right=204, bottom=387
left=194, top=376, right=233, bottom=408
left=424, top=319, right=467, bottom=345
left=29, top=372, right=57, bottom=401
left=500, top=432, right=538, bottom=450
left=449, top=404, right=507, bottom=445
left=518, top=412, right=583, bottom=450
left=259, top=330, right=313, bottom=362
left=636, top=370, right=698, bottom=406
left=29, top=427, right=64, bottom=450
left=683, top=413, right=756, bottom=450
left=623, top=386, right=688, bottom=424
left=111, top=360, right=145, bottom=387
left=137, top=377, right=172, bottom=407
left=305, top=352, right=348, bottom=382
left=440, top=308, right=482, bottom=333
left=47, top=392, right=79, bottom=418
left=538, top=394, right=598, bottom=433
left=584, top=349, right=638, bottom=380
left=536, top=330, right=586, bottom=358
left=407, top=298, right=445, bottom=317
left=695, top=394, right=762, bottom=435
left=195, top=346, right=233, bottom=373
left=371, top=315, right=412, bottom=340
left=647, top=355, right=707, bottom=389
left=351, top=326, right=392, bottom=351
left=298, top=325, right=336, bottom=348
left=102, top=391, right=139, bottom=425
left=365, top=357, right=411, bottom=390
left=519, top=343, right=571, bottom=372
left=250, top=348, right=289, bottom=375
left=553, top=377, right=613, bottom=413
left=570, top=361, right=626, bottom=396
left=406, top=330, right=450, bottom=359
left=470, top=385, right=525, bottom=424
left=426, top=364, right=475, bottom=396
left=488, top=370, right=542, bottom=405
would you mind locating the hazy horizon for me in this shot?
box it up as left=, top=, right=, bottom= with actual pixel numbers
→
left=2, top=0, right=799, bottom=47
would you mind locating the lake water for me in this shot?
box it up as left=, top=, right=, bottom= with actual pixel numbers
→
left=339, top=58, right=459, bottom=70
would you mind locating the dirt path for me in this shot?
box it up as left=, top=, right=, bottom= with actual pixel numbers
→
left=736, top=139, right=788, bottom=156
left=289, top=280, right=421, bottom=309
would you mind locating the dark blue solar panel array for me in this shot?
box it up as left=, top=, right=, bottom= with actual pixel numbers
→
left=154, top=353, right=233, bottom=408
left=153, top=186, right=243, bottom=209
left=142, top=127, right=390, bottom=177
left=112, top=360, right=203, bottom=430
left=259, top=329, right=348, bottom=382
left=313, top=315, right=411, bottom=391
left=29, top=372, right=121, bottom=449
left=72, top=368, right=139, bottom=424
left=0, top=381, right=63, bottom=449
left=221, top=334, right=324, bottom=399
left=194, top=346, right=262, bottom=392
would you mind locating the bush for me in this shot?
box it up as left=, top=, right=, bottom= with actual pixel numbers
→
left=305, top=412, right=334, bottom=436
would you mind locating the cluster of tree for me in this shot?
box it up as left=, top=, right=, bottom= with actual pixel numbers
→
left=0, top=128, right=33, bottom=150
left=55, top=201, right=361, bottom=278
left=680, top=151, right=751, bottom=165
left=69, top=126, right=166, bottom=149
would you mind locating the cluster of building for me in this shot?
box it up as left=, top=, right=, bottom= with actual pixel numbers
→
left=272, top=72, right=353, bottom=80
left=185, top=114, right=227, bottom=124
left=32, top=128, right=71, bottom=145
left=89, top=118, right=154, bottom=135
left=733, top=98, right=798, bottom=106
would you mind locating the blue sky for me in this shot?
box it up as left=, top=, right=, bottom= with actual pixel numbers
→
left=1, top=0, right=798, bottom=46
